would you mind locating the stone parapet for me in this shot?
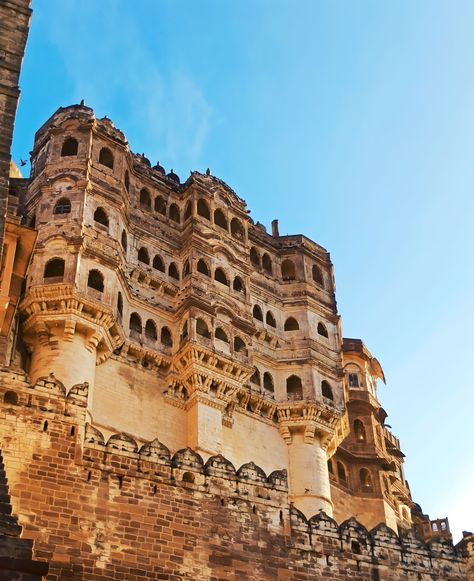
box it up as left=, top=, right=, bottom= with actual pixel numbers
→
left=0, top=369, right=468, bottom=580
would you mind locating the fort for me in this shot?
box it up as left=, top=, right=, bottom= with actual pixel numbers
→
left=0, top=2, right=473, bottom=579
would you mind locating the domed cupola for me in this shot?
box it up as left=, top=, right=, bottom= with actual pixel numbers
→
left=153, top=161, right=165, bottom=175
left=166, top=169, right=180, bottom=184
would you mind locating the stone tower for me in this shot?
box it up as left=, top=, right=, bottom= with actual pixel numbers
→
left=20, top=104, right=348, bottom=517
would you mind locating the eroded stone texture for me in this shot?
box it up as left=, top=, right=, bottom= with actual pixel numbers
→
left=0, top=0, right=31, bottom=262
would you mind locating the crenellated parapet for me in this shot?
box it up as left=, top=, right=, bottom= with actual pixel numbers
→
left=0, top=369, right=469, bottom=580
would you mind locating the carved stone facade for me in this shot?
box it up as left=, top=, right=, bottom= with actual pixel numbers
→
left=0, top=104, right=473, bottom=579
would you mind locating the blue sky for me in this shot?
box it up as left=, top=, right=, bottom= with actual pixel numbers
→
left=13, top=1, right=474, bottom=540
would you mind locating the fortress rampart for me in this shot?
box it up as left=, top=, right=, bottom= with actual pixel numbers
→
left=0, top=370, right=472, bottom=581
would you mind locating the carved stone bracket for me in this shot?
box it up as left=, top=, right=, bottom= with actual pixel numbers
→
left=276, top=400, right=347, bottom=450
left=20, top=284, right=124, bottom=364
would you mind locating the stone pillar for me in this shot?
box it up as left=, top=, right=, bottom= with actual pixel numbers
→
left=186, top=394, right=224, bottom=458
left=287, top=429, right=333, bottom=517
left=28, top=333, right=96, bottom=391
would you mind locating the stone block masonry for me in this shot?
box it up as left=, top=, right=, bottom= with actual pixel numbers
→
left=0, top=0, right=31, bottom=263
left=0, top=369, right=471, bottom=580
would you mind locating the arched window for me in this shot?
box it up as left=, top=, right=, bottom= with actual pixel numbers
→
left=44, top=258, right=65, bottom=279
left=327, top=459, right=334, bottom=475
left=153, top=255, right=165, bottom=272
left=250, top=369, right=261, bottom=386
left=215, top=327, right=229, bottom=343
left=138, top=247, right=150, bottom=265
left=121, top=230, right=127, bottom=251
left=286, top=375, right=303, bottom=400
left=354, top=419, right=366, bottom=442
left=140, top=188, right=151, bottom=211
left=3, top=391, right=18, bottom=405
left=197, top=259, right=210, bottom=276
left=317, top=322, right=329, bottom=338
left=145, top=319, right=157, bottom=341
left=263, top=372, right=274, bottom=392
left=284, top=317, right=299, bottom=331
left=197, top=199, right=210, bottom=220
left=53, top=198, right=71, bottom=215
left=250, top=247, right=260, bottom=269
left=93, top=207, right=109, bottom=227
left=360, top=468, right=373, bottom=491
left=234, top=336, right=247, bottom=355
left=233, top=276, right=244, bottom=293
left=155, top=196, right=167, bottom=215
left=196, top=318, right=210, bottom=338
left=281, top=259, right=296, bottom=281
left=312, top=264, right=324, bottom=286
left=214, top=209, right=227, bottom=230
left=321, top=380, right=333, bottom=400
left=231, top=217, right=244, bottom=240
left=129, top=312, right=142, bottom=334
left=252, top=305, right=263, bottom=321
left=262, top=253, right=272, bottom=275
left=61, top=137, right=78, bottom=157
left=169, top=204, right=180, bottom=223
left=348, top=372, right=360, bottom=388
left=182, top=260, right=190, bottom=277
left=266, top=311, right=276, bottom=328
left=337, top=461, right=348, bottom=484
left=99, top=147, right=114, bottom=169
left=184, top=201, right=192, bottom=221
left=161, top=326, right=173, bottom=347
left=168, top=262, right=179, bottom=280
left=214, top=268, right=228, bottom=286
left=124, top=170, right=130, bottom=192
left=117, top=291, right=123, bottom=318
left=87, top=269, right=104, bottom=292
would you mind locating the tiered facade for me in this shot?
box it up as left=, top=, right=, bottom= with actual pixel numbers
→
left=0, top=104, right=472, bottom=579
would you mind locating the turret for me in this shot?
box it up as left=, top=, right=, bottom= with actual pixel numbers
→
left=329, top=338, right=412, bottom=532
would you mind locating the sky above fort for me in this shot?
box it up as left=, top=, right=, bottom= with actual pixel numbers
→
left=12, top=1, right=474, bottom=540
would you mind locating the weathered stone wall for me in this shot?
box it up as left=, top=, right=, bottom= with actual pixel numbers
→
left=0, top=369, right=469, bottom=581
left=0, top=0, right=31, bottom=263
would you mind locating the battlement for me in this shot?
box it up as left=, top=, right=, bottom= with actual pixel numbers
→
left=0, top=369, right=471, bottom=580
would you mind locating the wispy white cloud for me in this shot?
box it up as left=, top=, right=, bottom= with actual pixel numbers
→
left=45, top=0, right=214, bottom=171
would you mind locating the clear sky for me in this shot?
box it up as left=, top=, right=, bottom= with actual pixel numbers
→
left=12, top=1, right=474, bottom=541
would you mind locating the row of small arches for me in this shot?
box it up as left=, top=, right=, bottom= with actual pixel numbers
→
left=196, top=259, right=244, bottom=291
left=250, top=248, right=324, bottom=288
left=195, top=199, right=245, bottom=239
left=127, top=311, right=172, bottom=346
left=249, top=371, right=334, bottom=401
left=328, top=459, right=374, bottom=492
left=194, top=318, right=248, bottom=355
left=139, top=188, right=182, bottom=223
left=136, top=247, right=182, bottom=281
left=135, top=249, right=246, bottom=291
left=252, top=305, right=329, bottom=337
left=51, top=198, right=325, bottom=291
left=42, top=260, right=330, bottom=340
left=60, top=138, right=115, bottom=172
